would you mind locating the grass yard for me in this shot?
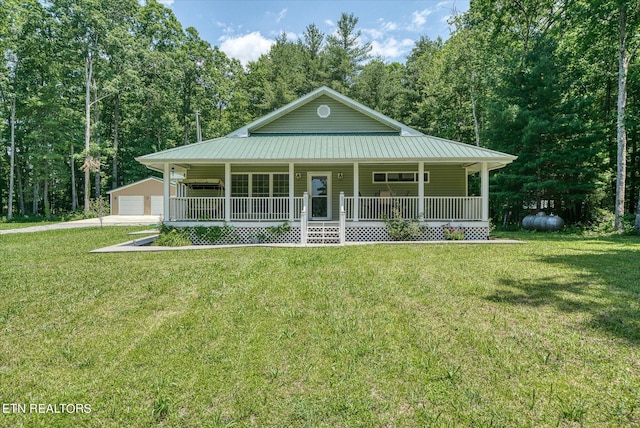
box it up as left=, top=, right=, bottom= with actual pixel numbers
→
left=0, top=228, right=639, bottom=427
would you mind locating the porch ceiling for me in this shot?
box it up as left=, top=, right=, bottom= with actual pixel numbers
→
left=137, top=134, right=516, bottom=173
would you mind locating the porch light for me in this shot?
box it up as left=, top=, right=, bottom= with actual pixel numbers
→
left=295, top=173, right=301, bottom=180
left=337, top=173, right=344, bottom=179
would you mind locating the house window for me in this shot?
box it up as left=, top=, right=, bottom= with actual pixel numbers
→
left=232, top=173, right=289, bottom=197
left=252, top=174, right=270, bottom=197
left=372, top=172, right=430, bottom=183
left=231, top=174, right=249, bottom=197
left=273, top=174, right=289, bottom=197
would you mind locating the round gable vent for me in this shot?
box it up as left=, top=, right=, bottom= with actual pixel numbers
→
left=317, top=104, right=331, bottom=118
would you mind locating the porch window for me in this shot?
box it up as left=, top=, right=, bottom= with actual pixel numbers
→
left=273, top=174, right=289, bottom=197
left=372, top=171, right=430, bottom=183
left=232, top=173, right=289, bottom=197
left=231, top=173, right=290, bottom=219
left=252, top=174, right=270, bottom=197
left=231, top=174, right=249, bottom=197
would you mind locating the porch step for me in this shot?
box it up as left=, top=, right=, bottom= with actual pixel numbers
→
left=306, top=222, right=341, bottom=244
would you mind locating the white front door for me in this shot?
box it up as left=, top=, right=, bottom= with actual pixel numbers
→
left=308, top=172, right=331, bottom=220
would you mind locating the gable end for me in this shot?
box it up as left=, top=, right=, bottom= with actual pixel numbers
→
left=252, top=95, right=398, bottom=135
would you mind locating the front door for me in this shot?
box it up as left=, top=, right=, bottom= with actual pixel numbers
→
left=308, top=173, right=331, bottom=220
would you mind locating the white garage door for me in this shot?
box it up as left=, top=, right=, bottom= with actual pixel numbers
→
left=150, top=196, right=164, bottom=215
left=118, top=196, right=144, bottom=215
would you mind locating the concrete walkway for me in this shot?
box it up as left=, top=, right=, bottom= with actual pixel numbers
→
left=0, top=215, right=160, bottom=235
left=90, top=237, right=525, bottom=253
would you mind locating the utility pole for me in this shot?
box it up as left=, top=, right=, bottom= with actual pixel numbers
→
left=195, top=110, right=202, bottom=143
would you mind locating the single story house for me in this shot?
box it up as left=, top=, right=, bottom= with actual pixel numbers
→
left=136, top=86, right=516, bottom=244
left=107, top=177, right=176, bottom=216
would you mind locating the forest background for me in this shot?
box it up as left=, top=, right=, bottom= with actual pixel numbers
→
left=1, top=0, right=638, bottom=230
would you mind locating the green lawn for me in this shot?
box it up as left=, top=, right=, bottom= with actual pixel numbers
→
left=1, top=229, right=639, bottom=427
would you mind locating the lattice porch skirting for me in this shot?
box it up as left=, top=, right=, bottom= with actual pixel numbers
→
left=167, top=221, right=489, bottom=245
left=185, top=226, right=302, bottom=246
left=345, top=224, right=489, bottom=242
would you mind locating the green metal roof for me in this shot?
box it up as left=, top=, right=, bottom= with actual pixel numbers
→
left=137, top=87, right=516, bottom=173
left=137, top=134, right=516, bottom=171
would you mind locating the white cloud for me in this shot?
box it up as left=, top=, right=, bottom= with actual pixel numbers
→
left=412, top=9, right=434, bottom=27
left=285, top=31, right=298, bottom=41
left=362, top=20, right=399, bottom=41
left=157, top=0, right=174, bottom=6
left=370, top=38, right=415, bottom=60
left=382, top=21, right=398, bottom=32
left=324, top=19, right=335, bottom=27
left=276, top=8, right=287, bottom=23
left=362, top=28, right=384, bottom=40
left=220, top=32, right=275, bottom=66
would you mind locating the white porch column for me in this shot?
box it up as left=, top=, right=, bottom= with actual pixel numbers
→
left=163, top=163, right=170, bottom=221
left=353, top=162, right=359, bottom=221
left=418, top=161, right=425, bottom=220
left=339, top=191, right=346, bottom=244
left=481, top=162, right=489, bottom=221
left=289, top=162, right=295, bottom=221
left=301, top=192, right=309, bottom=245
left=224, top=163, right=231, bottom=222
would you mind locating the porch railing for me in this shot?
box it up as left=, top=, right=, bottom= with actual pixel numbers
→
left=169, top=196, right=482, bottom=222
left=170, top=197, right=225, bottom=221
left=344, top=196, right=482, bottom=221
left=424, top=196, right=482, bottom=221
left=230, top=197, right=303, bottom=221
left=169, top=197, right=303, bottom=221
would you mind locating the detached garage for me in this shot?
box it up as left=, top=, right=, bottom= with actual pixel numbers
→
left=107, top=177, right=176, bottom=216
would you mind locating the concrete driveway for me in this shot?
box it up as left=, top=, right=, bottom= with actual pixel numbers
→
left=0, top=215, right=161, bottom=235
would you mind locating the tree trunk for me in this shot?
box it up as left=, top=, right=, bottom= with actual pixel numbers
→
left=93, top=79, right=100, bottom=198
left=16, top=166, right=25, bottom=216
left=70, top=144, right=77, bottom=211
left=32, top=181, right=39, bottom=215
left=112, top=92, right=120, bottom=189
left=44, top=178, right=50, bottom=220
left=8, top=97, right=16, bottom=220
left=615, top=4, right=629, bottom=233
left=84, top=55, right=92, bottom=214
left=636, top=190, right=640, bottom=231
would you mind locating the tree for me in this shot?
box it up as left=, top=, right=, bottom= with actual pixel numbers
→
left=614, top=1, right=640, bottom=232
left=351, top=60, right=409, bottom=121
left=246, top=33, right=307, bottom=115
left=0, top=0, right=26, bottom=220
left=325, top=13, right=371, bottom=92
left=300, top=23, right=327, bottom=92
left=485, top=35, right=603, bottom=223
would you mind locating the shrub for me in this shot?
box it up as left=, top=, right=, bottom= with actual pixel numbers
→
left=191, top=224, right=235, bottom=243
left=153, top=229, right=191, bottom=247
left=383, top=208, right=423, bottom=241
left=442, top=223, right=465, bottom=240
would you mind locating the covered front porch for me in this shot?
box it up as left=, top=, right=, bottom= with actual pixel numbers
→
left=158, top=161, right=492, bottom=244
left=168, top=194, right=484, bottom=223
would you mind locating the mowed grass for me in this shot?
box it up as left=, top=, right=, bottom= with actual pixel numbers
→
left=0, top=229, right=639, bottom=427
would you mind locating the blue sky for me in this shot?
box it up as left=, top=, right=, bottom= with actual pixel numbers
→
left=157, top=0, right=469, bottom=65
